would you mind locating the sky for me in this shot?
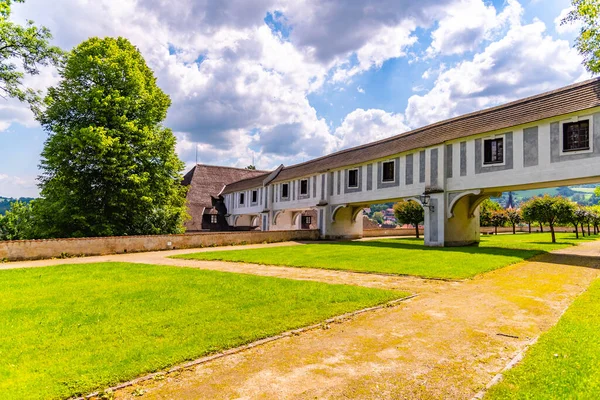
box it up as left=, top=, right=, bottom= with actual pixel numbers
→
left=0, top=0, right=590, bottom=198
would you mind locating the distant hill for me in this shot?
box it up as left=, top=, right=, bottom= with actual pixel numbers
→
left=0, top=197, right=35, bottom=215
left=493, top=184, right=599, bottom=207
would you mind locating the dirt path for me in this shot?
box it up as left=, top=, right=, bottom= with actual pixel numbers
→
left=102, top=241, right=599, bottom=400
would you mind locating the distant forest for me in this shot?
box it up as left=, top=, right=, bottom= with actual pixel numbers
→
left=0, top=197, right=35, bottom=215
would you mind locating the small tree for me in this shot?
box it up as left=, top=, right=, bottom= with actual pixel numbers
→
left=589, top=206, right=600, bottom=234
left=532, top=195, right=575, bottom=243
left=490, top=209, right=508, bottom=235
left=506, top=207, right=522, bottom=234
left=0, top=200, right=35, bottom=240
left=393, top=200, right=424, bottom=238
left=480, top=199, right=503, bottom=227
left=521, top=198, right=536, bottom=233
left=572, top=206, right=588, bottom=238
left=372, top=211, right=384, bottom=225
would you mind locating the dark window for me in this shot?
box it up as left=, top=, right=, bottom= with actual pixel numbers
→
left=300, top=179, right=308, bottom=195
left=252, top=190, right=258, bottom=203
left=302, top=216, right=312, bottom=224
left=382, top=161, right=395, bottom=182
left=239, top=192, right=245, bottom=205
left=348, top=169, right=358, bottom=188
left=210, top=215, right=218, bottom=224
left=563, top=120, right=590, bottom=152
left=281, top=183, right=289, bottom=198
left=483, top=138, right=503, bottom=165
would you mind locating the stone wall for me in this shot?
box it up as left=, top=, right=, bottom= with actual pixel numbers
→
left=0, top=230, right=320, bottom=262
left=363, top=228, right=425, bottom=237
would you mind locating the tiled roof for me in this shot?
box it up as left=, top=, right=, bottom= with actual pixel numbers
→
left=183, top=164, right=268, bottom=208
left=220, top=77, right=600, bottom=192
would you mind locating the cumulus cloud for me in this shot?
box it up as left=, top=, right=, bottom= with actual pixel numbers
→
left=427, top=0, right=523, bottom=56
left=0, top=174, right=39, bottom=198
left=334, top=109, right=409, bottom=150
left=406, top=19, right=588, bottom=128
left=554, top=7, right=580, bottom=35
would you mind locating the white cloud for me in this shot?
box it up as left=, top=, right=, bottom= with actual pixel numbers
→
left=334, top=109, right=409, bottom=150
left=0, top=174, right=39, bottom=198
left=555, top=7, right=580, bottom=35
left=357, top=86, right=365, bottom=94
left=406, top=19, right=588, bottom=128
left=427, top=0, right=523, bottom=56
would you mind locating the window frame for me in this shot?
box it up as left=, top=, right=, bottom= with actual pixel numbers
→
left=382, top=160, right=395, bottom=183
left=302, top=215, right=312, bottom=225
left=210, top=215, right=218, bottom=224
left=251, top=190, right=258, bottom=204
left=482, top=135, right=505, bottom=166
left=239, top=192, right=245, bottom=205
left=300, top=179, right=309, bottom=195
left=281, top=183, right=289, bottom=199
left=561, top=117, right=592, bottom=154
left=347, top=168, right=359, bottom=188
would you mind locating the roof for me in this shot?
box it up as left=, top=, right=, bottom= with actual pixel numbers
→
left=268, top=77, right=600, bottom=182
left=183, top=164, right=267, bottom=208
left=217, top=77, right=600, bottom=194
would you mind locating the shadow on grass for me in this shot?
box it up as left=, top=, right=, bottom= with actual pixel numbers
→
left=332, top=236, right=600, bottom=269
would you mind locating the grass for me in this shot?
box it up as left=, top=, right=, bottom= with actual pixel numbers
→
left=486, top=278, right=600, bottom=399
left=0, top=262, right=405, bottom=399
left=173, top=233, right=600, bottom=280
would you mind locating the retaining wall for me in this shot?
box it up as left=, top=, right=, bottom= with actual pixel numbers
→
left=0, top=230, right=320, bottom=262
left=363, top=228, right=425, bottom=237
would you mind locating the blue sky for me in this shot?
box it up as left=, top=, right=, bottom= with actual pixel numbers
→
left=0, top=0, right=587, bottom=197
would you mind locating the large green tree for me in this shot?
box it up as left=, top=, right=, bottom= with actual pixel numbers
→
left=36, top=37, right=188, bottom=238
left=0, top=0, right=62, bottom=106
left=563, top=0, right=600, bottom=73
left=525, top=195, right=575, bottom=243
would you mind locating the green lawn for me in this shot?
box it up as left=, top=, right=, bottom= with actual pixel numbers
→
left=173, top=233, right=599, bottom=280
left=0, top=262, right=405, bottom=399
left=486, top=278, right=600, bottom=399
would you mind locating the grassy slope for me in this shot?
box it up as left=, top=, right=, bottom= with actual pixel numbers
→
left=0, top=262, right=405, bottom=399
left=486, top=278, right=600, bottom=399
left=174, top=233, right=599, bottom=280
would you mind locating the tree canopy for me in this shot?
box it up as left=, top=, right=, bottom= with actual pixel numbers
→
left=0, top=0, right=62, bottom=106
left=563, top=0, right=600, bottom=73
left=393, top=200, right=424, bottom=238
left=521, top=195, right=575, bottom=243
left=479, top=199, right=503, bottom=227
left=35, top=37, right=188, bottom=238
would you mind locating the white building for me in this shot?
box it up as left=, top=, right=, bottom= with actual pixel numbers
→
left=209, top=78, right=600, bottom=247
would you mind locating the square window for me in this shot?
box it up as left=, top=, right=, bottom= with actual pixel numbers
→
left=302, top=216, right=312, bottom=225
left=483, top=138, right=504, bottom=165
left=300, top=179, right=308, bottom=195
left=210, top=215, right=218, bottom=224
left=281, top=183, right=289, bottom=198
left=252, top=190, right=258, bottom=203
left=348, top=169, right=358, bottom=188
left=239, top=192, right=245, bottom=205
left=382, top=161, right=395, bottom=182
left=563, top=120, right=590, bottom=152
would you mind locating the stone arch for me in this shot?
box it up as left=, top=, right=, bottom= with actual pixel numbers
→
left=447, top=190, right=481, bottom=219
left=272, top=210, right=283, bottom=225
left=330, top=204, right=348, bottom=223
left=251, top=215, right=260, bottom=227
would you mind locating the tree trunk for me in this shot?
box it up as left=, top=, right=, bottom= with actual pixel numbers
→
left=550, top=223, right=556, bottom=243
left=528, top=222, right=531, bottom=233
left=539, top=222, right=544, bottom=232
left=581, top=223, right=586, bottom=237
left=595, top=224, right=598, bottom=235
left=574, top=223, right=579, bottom=239
left=415, top=224, right=419, bottom=239
left=494, top=225, right=498, bottom=235
left=588, top=223, right=591, bottom=236
left=512, top=223, right=516, bottom=234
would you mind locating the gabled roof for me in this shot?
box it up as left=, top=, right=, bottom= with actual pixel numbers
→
left=221, top=164, right=284, bottom=194
left=183, top=164, right=268, bottom=208
left=218, top=77, right=600, bottom=193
